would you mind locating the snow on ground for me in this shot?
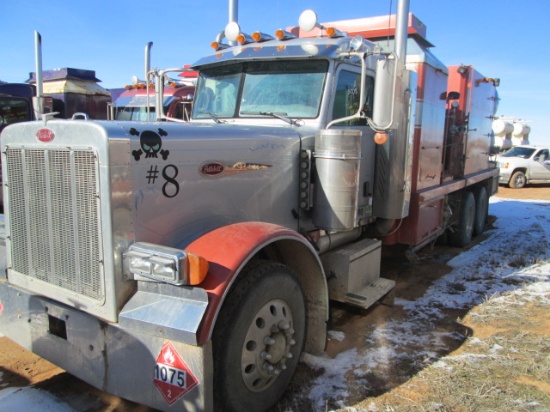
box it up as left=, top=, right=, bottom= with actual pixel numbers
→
left=300, top=197, right=550, bottom=410
left=0, top=197, right=549, bottom=410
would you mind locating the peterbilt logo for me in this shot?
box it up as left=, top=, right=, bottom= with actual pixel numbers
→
left=36, top=128, right=55, bottom=142
left=199, top=161, right=272, bottom=177
left=200, top=162, right=224, bottom=176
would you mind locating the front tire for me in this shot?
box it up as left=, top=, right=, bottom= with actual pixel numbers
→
left=213, top=261, right=306, bottom=412
left=509, top=170, right=526, bottom=188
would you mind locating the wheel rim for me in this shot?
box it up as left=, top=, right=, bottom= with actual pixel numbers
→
left=241, top=299, right=296, bottom=392
left=515, top=174, right=525, bottom=187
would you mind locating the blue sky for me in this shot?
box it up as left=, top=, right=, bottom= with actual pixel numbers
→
left=1, top=0, right=549, bottom=145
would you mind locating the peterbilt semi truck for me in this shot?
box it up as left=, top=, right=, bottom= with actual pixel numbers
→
left=0, top=1, right=499, bottom=411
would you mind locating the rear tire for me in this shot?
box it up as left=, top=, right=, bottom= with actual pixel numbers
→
left=449, top=191, right=475, bottom=247
left=213, top=261, right=306, bottom=412
left=472, top=186, right=488, bottom=236
left=509, top=170, right=526, bottom=188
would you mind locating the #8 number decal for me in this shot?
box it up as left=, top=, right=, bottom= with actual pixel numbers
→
left=162, top=164, right=179, bottom=198
left=145, top=164, right=180, bottom=198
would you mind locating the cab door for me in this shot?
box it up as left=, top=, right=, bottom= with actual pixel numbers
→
left=328, top=64, right=376, bottom=221
left=530, top=149, right=550, bottom=180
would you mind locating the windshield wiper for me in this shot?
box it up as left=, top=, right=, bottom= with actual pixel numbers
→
left=240, top=111, right=300, bottom=126
left=198, top=110, right=225, bottom=123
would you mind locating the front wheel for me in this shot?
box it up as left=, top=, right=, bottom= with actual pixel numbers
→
left=509, top=170, right=526, bottom=188
left=213, top=261, right=306, bottom=412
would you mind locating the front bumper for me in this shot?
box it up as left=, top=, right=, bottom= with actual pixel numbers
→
left=0, top=280, right=213, bottom=412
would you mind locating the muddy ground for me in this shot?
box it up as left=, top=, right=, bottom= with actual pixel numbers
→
left=0, top=183, right=548, bottom=411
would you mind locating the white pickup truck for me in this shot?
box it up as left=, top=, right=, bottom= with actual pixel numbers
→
left=497, top=145, right=550, bottom=188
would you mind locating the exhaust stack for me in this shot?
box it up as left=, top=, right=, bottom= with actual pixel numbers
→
left=229, top=0, right=238, bottom=24
left=33, top=31, right=44, bottom=120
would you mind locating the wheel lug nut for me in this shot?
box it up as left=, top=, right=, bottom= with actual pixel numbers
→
left=264, top=337, right=275, bottom=345
left=285, top=352, right=293, bottom=359
left=273, top=368, right=281, bottom=376
left=279, top=320, right=290, bottom=330
left=290, top=339, right=296, bottom=346
left=261, top=351, right=272, bottom=361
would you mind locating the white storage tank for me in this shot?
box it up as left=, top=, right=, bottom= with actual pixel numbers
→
left=513, top=122, right=531, bottom=137
left=492, top=119, right=513, bottom=136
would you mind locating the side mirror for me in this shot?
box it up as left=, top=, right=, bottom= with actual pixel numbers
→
left=447, top=91, right=460, bottom=100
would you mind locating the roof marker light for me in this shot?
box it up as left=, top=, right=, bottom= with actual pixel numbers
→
left=275, top=29, right=296, bottom=40
left=211, top=41, right=230, bottom=51
left=236, top=32, right=254, bottom=45
left=252, top=31, right=274, bottom=42
left=326, top=26, right=345, bottom=38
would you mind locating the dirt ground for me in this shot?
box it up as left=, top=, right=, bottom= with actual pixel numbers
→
left=0, top=183, right=549, bottom=411
left=494, top=183, right=550, bottom=201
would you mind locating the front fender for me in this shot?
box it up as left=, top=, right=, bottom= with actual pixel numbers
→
left=187, top=221, right=328, bottom=355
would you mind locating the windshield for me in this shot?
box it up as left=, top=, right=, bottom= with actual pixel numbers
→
left=500, top=146, right=536, bottom=159
left=192, top=60, right=328, bottom=120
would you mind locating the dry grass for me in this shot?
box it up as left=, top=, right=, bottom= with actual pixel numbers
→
left=347, top=292, right=550, bottom=412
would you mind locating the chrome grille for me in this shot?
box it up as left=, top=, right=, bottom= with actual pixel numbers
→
left=6, top=147, right=104, bottom=300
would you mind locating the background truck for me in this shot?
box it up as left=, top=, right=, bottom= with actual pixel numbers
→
left=109, top=42, right=197, bottom=121
left=0, top=32, right=110, bottom=128
left=0, top=1, right=499, bottom=411
left=26, top=67, right=111, bottom=120
left=497, top=145, right=550, bottom=188
left=0, top=68, right=110, bottom=210
left=111, top=80, right=195, bottom=121
left=0, top=83, right=44, bottom=134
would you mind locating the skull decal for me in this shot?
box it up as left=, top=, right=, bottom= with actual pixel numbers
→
left=130, top=128, right=170, bottom=161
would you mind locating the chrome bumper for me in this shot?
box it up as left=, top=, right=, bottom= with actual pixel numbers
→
left=0, top=273, right=213, bottom=412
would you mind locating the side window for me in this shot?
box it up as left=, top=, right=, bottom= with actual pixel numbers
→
left=332, top=70, right=374, bottom=126
left=537, top=149, right=549, bottom=162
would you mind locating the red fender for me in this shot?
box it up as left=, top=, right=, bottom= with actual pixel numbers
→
left=186, top=221, right=320, bottom=345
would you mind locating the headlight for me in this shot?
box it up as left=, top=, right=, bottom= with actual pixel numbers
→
left=125, top=242, right=208, bottom=286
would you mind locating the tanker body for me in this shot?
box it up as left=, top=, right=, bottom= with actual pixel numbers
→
left=0, top=2, right=499, bottom=411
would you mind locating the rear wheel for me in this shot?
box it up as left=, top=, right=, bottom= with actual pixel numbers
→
left=472, top=186, right=488, bottom=236
left=509, top=170, right=526, bottom=188
left=213, top=261, right=306, bottom=412
left=449, top=191, right=475, bottom=247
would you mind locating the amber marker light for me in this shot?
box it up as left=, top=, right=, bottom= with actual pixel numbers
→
left=275, top=29, right=285, bottom=40
left=187, top=253, right=209, bottom=285
left=211, top=41, right=220, bottom=50
left=374, top=132, right=388, bottom=145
